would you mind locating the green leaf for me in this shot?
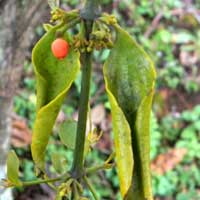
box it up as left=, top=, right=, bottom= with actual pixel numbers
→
left=103, top=86, right=133, bottom=198
left=59, top=120, right=77, bottom=149
left=6, top=151, right=22, bottom=186
left=31, top=24, right=80, bottom=171
left=103, top=25, right=156, bottom=199
left=51, top=152, right=67, bottom=174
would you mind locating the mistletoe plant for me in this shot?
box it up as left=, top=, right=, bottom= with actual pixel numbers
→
left=2, top=0, right=156, bottom=199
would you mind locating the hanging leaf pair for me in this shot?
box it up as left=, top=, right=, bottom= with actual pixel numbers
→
left=31, top=15, right=156, bottom=200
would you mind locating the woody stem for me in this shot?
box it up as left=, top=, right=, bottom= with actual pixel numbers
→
left=71, top=0, right=101, bottom=178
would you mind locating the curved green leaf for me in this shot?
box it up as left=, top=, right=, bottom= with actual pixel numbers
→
left=103, top=25, right=156, bottom=199
left=104, top=85, right=133, bottom=197
left=31, top=25, right=80, bottom=171
left=6, top=151, right=22, bottom=186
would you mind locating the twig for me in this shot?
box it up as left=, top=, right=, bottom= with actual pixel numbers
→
left=83, top=176, right=99, bottom=200
left=144, top=11, right=163, bottom=38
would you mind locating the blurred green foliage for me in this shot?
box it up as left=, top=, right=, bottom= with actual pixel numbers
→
left=13, top=0, right=200, bottom=199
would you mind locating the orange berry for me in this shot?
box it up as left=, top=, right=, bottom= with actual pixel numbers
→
left=51, top=38, right=69, bottom=59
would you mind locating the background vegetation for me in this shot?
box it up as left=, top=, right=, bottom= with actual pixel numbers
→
left=11, top=0, right=200, bottom=199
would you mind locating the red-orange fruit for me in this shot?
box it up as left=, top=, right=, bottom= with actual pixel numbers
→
left=51, top=38, right=69, bottom=59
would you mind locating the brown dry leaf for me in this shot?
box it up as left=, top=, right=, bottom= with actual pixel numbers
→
left=96, top=131, right=112, bottom=151
left=11, top=118, right=32, bottom=147
left=91, top=104, right=106, bottom=125
left=151, top=148, right=187, bottom=175
left=100, top=114, right=112, bottom=133
left=97, top=114, right=113, bottom=151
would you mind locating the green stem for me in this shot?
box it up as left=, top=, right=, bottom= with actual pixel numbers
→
left=81, top=0, right=101, bottom=20
left=83, top=176, right=99, bottom=200
left=22, top=176, right=62, bottom=187
left=72, top=0, right=101, bottom=178
left=72, top=48, right=92, bottom=177
left=86, top=163, right=114, bottom=174
left=86, top=153, right=115, bottom=174
left=72, top=182, right=79, bottom=200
